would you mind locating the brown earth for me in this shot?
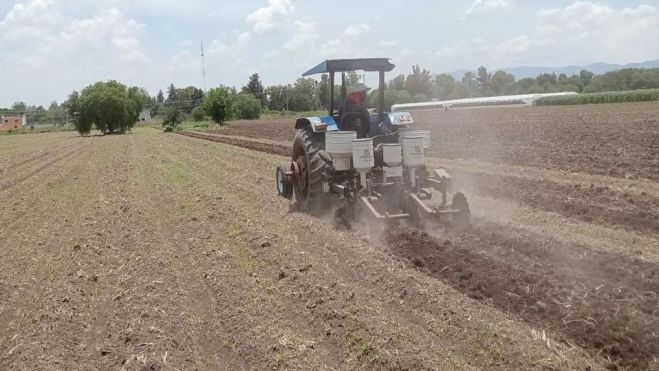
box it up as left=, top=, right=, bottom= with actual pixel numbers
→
left=183, top=101, right=659, bottom=244
left=216, top=101, right=659, bottom=182
left=1, top=129, right=605, bottom=370
left=413, top=103, right=659, bottom=182
left=178, top=136, right=658, bottom=370
left=177, top=102, right=659, bottom=370
left=453, top=171, right=659, bottom=237
left=387, top=225, right=658, bottom=370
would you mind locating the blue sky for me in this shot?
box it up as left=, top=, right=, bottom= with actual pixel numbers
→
left=1, top=0, right=658, bottom=106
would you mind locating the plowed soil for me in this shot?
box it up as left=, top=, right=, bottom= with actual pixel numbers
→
left=216, top=101, right=659, bottom=181
left=180, top=101, right=659, bottom=370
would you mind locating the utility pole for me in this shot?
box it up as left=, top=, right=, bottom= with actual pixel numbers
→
left=201, top=42, right=207, bottom=93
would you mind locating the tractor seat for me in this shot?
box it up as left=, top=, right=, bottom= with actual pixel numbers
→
left=340, top=112, right=370, bottom=138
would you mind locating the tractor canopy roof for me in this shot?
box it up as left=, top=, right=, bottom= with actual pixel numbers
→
left=302, top=58, right=395, bottom=76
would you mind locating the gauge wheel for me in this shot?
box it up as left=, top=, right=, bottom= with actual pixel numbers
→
left=451, top=192, right=471, bottom=226
left=276, top=162, right=293, bottom=199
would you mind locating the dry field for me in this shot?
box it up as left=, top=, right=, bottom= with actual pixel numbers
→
left=1, top=101, right=657, bottom=370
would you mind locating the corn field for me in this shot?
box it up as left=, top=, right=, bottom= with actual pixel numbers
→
left=535, top=89, right=659, bottom=106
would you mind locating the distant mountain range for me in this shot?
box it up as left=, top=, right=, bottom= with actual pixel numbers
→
left=450, top=59, right=659, bottom=80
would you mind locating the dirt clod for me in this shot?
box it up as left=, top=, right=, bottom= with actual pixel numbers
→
left=299, top=264, right=312, bottom=272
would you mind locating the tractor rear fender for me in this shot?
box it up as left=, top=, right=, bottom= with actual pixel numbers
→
left=369, top=111, right=415, bottom=137
left=295, top=116, right=339, bottom=133
left=387, top=111, right=414, bottom=127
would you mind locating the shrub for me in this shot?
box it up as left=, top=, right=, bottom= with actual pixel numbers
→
left=233, top=94, right=262, bottom=120
left=369, top=89, right=413, bottom=111
left=192, top=106, right=205, bottom=122
left=163, top=106, right=183, bottom=130
left=412, top=93, right=429, bottom=103
left=203, top=87, right=233, bottom=125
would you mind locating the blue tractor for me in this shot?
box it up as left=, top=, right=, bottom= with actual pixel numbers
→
left=276, top=58, right=469, bottom=226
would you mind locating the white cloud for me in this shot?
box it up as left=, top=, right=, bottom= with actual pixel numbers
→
left=208, top=40, right=227, bottom=54
left=530, top=2, right=659, bottom=64
left=246, top=0, right=294, bottom=33
left=0, top=0, right=60, bottom=42
left=321, top=23, right=371, bottom=58
left=237, top=32, right=251, bottom=45
left=464, top=0, right=511, bottom=17
left=284, top=21, right=317, bottom=50
left=378, top=40, right=398, bottom=47
left=0, top=0, right=151, bottom=105
left=62, top=7, right=148, bottom=63
left=438, top=1, right=659, bottom=70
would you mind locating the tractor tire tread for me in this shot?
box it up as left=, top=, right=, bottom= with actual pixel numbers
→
left=293, top=127, right=330, bottom=210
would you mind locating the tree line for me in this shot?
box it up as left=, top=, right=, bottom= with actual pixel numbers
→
left=377, top=66, right=659, bottom=109
left=4, top=65, right=659, bottom=135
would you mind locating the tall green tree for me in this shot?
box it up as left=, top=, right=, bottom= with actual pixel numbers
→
left=233, top=94, right=262, bottom=119
left=202, top=87, right=233, bottom=125
left=177, top=86, right=205, bottom=113
left=242, top=73, right=266, bottom=107
left=461, top=71, right=478, bottom=97
left=389, top=74, right=406, bottom=90
left=432, top=74, right=457, bottom=100
left=166, top=83, right=179, bottom=102
left=405, top=65, right=432, bottom=97
left=580, top=70, right=594, bottom=87
left=288, top=78, right=320, bottom=112
left=266, top=85, right=290, bottom=111
left=477, top=66, right=491, bottom=96
left=163, top=106, right=183, bottom=130
left=11, top=102, right=27, bottom=112
left=127, top=86, right=150, bottom=115
left=75, top=81, right=142, bottom=135
left=63, top=91, right=80, bottom=118
left=489, top=71, right=515, bottom=96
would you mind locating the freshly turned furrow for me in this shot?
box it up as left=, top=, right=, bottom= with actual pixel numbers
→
left=387, top=227, right=658, bottom=370
left=178, top=132, right=658, bottom=260
left=175, top=131, right=658, bottom=370
left=168, top=133, right=602, bottom=370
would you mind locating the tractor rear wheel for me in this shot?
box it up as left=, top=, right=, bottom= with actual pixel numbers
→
left=292, top=126, right=330, bottom=212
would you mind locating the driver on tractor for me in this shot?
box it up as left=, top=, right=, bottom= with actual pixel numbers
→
left=340, top=84, right=370, bottom=139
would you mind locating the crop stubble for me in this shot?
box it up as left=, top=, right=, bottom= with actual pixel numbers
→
left=0, top=130, right=602, bottom=370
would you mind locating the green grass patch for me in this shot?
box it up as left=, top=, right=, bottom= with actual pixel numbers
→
left=0, top=126, right=76, bottom=136
left=176, top=120, right=223, bottom=132
left=535, top=88, right=659, bottom=106
left=261, top=109, right=326, bottom=119
left=164, top=162, right=191, bottom=187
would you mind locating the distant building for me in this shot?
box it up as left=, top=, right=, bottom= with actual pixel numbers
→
left=139, top=110, right=151, bottom=122
left=0, top=114, right=26, bottom=131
